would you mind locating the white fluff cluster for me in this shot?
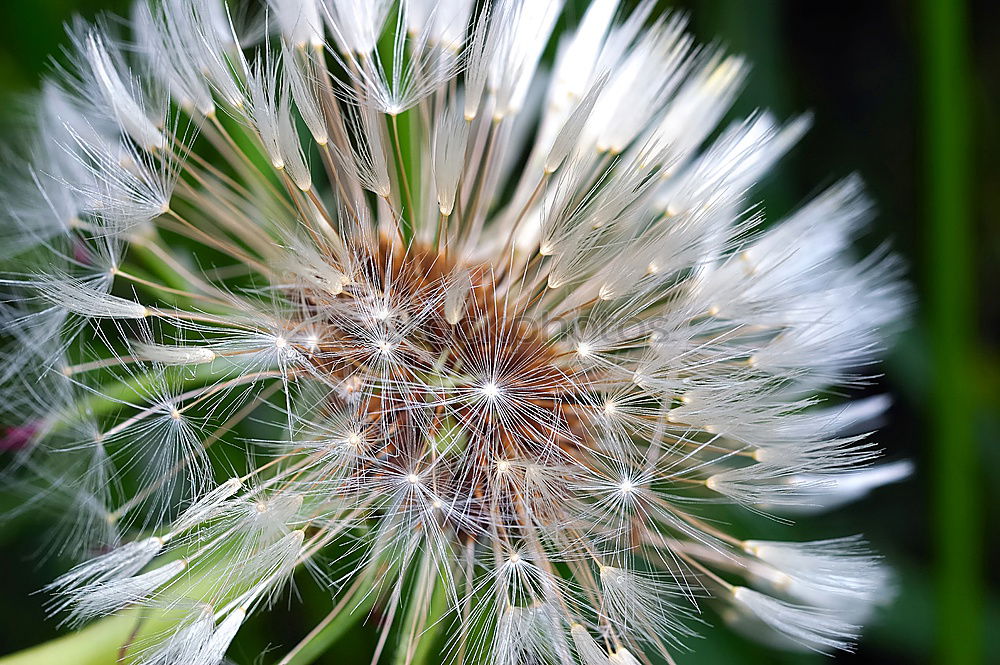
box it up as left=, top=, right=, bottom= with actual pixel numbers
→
left=0, top=1, right=909, bottom=663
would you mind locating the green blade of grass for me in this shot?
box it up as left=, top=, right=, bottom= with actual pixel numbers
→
left=920, top=0, right=982, bottom=663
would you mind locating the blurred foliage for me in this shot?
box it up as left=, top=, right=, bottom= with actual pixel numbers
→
left=0, top=1, right=996, bottom=664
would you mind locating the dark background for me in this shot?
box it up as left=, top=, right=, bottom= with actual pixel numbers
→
left=0, top=1, right=996, bottom=664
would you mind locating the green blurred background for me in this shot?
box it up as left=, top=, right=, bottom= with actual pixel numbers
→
left=0, top=1, right=995, bottom=663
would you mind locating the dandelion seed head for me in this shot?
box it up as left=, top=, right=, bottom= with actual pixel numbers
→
left=0, top=0, right=911, bottom=663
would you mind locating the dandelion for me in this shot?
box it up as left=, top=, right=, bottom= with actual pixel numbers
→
left=0, top=1, right=910, bottom=663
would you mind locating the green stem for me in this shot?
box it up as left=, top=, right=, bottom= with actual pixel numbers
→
left=920, top=0, right=982, bottom=663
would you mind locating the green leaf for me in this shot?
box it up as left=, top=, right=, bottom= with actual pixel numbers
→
left=0, top=615, right=135, bottom=665
left=391, top=560, right=449, bottom=665
left=0, top=607, right=178, bottom=665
